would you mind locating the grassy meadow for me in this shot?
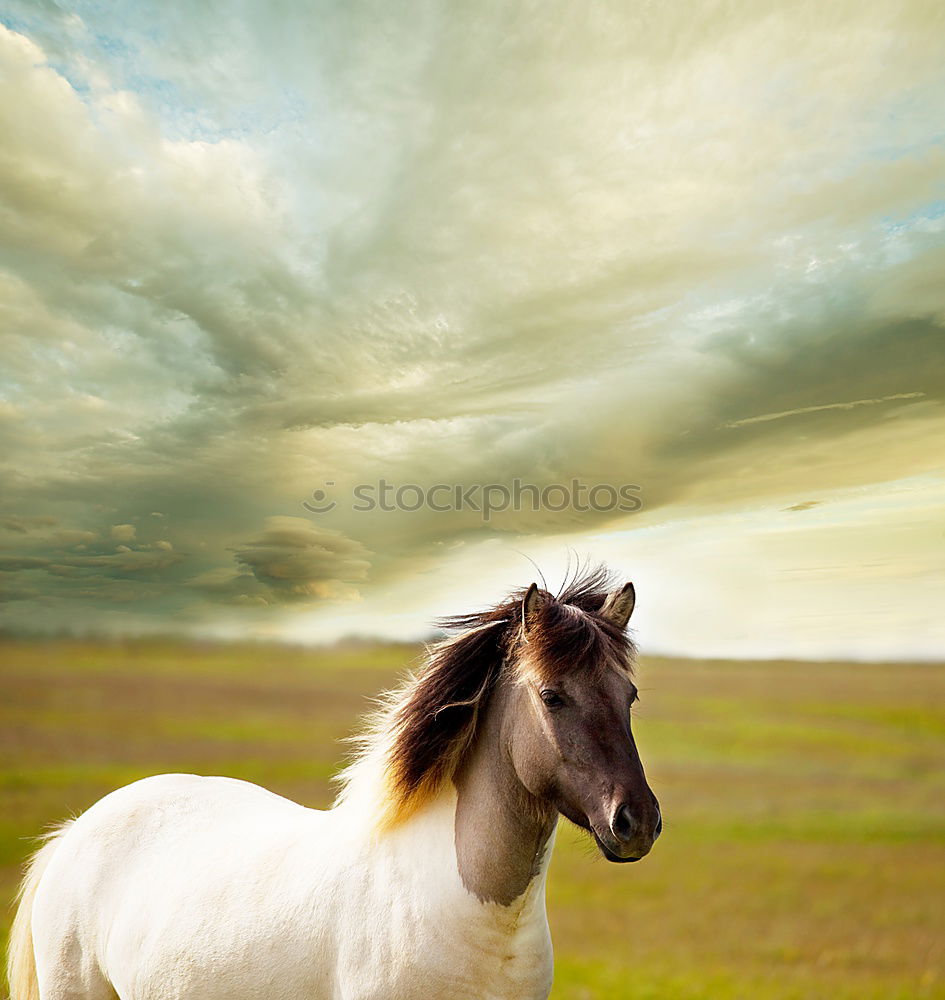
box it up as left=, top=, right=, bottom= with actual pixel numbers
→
left=2, top=639, right=943, bottom=999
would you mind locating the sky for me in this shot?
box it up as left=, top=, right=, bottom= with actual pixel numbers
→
left=1, top=0, right=943, bottom=659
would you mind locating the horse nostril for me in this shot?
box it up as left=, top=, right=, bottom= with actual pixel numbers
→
left=611, top=803, right=637, bottom=843
left=654, top=808, right=663, bottom=839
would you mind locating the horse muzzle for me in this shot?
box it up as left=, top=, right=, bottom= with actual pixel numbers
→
left=593, top=800, right=662, bottom=862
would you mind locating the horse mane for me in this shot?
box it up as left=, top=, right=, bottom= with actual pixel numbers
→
left=334, top=564, right=636, bottom=829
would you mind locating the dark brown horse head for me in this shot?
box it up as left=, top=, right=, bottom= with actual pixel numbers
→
left=503, top=579, right=661, bottom=862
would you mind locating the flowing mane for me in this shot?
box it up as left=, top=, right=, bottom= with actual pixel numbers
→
left=335, top=565, right=636, bottom=829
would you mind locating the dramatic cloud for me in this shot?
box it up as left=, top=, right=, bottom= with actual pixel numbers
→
left=232, top=517, right=371, bottom=604
left=0, top=2, right=943, bottom=656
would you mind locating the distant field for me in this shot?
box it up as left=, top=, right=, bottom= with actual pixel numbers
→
left=2, top=639, right=943, bottom=999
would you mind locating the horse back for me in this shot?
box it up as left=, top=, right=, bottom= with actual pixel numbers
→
left=32, top=774, right=341, bottom=1000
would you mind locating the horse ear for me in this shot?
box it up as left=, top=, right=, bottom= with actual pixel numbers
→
left=522, top=582, right=543, bottom=631
left=599, top=582, right=635, bottom=629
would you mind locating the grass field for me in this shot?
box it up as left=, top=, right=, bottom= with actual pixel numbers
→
left=2, top=639, right=943, bottom=999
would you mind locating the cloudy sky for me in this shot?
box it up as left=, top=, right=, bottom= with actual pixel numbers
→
left=1, top=1, right=943, bottom=659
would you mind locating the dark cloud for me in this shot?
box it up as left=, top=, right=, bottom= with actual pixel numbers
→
left=0, top=514, right=58, bottom=534
left=0, top=555, right=50, bottom=571
left=232, top=517, right=371, bottom=603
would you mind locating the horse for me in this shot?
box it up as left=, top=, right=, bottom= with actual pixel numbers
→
left=8, top=567, right=662, bottom=1000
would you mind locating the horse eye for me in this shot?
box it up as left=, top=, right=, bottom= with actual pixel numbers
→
left=539, top=689, right=564, bottom=709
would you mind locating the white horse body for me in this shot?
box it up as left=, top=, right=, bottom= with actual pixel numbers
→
left=30, top=772, right=554, bottom=1000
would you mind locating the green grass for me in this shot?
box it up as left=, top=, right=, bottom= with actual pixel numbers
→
left=2, top=640, right=943, bottom=998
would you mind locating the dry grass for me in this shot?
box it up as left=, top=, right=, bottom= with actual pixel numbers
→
left=2, top=639, right=943, bottom=998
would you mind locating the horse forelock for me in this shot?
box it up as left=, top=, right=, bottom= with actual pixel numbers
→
left=516, top=592, right=636, bottom=685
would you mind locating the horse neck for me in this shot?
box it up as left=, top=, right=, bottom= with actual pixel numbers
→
left=334, top=672, right=557, bottom=912
left=450, top=674, right=558, bottom=908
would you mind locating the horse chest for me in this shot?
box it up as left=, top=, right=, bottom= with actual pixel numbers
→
left=334, top=899, right=553, bottom=1000
left=327, top=831, right=554, bottom=1000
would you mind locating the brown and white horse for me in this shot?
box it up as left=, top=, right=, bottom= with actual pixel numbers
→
left=9, top=567, right=661, bottom=1000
